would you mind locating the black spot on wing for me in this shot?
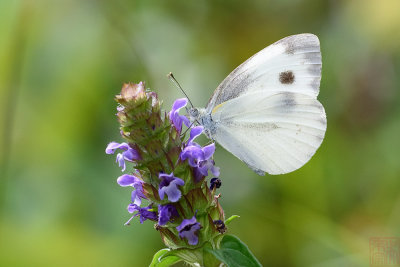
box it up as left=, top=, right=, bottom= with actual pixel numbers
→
left=279, top=71, right=295, bottom=84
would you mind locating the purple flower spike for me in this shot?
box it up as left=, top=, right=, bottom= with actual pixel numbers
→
left=169, top=98, right=190, bottom=132
left=158, top=204, right=179, bottom=226
left=176, top=216, right=201, bottom=245
left=117, top=174, right=147, bottom=205
left=158, top=173, right=185, bottom=202
left=125, top=204, right=157, bottom=225
left=106, top=142, right=140, bottom=172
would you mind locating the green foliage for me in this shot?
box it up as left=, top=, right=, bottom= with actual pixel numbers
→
left=149, top=249, right=181, bottom=267
left=206, top=235, right=262, bottom=267
left=150, top=237, right=263, bottom=267
left=160, top=247, right=203, bottom=265
left=225, top=215, right=240, bottom=225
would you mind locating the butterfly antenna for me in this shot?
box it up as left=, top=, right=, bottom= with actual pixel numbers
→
left=167, top=72, right=194, bottom=108
left=180, top=121, right=197, bottom=138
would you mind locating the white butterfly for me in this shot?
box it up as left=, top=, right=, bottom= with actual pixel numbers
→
left=188, top=33, right=326, bottom=175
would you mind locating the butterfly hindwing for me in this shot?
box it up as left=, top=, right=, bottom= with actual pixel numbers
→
left=211, top=91, right=326, bottom=175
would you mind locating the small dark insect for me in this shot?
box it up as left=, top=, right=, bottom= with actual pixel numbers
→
left=210, top=177, right=222, bottom=190
left=213, top=220, right=227, bottom=234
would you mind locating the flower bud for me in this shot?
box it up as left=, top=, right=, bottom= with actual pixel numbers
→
left=117, top=82, right=146, bottom=102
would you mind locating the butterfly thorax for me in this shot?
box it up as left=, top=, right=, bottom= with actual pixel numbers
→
left=188, top=107, right=217, bottom=140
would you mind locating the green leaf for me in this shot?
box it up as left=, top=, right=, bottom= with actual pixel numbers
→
left=206, top=235, right=262, bottom=267
left=202, top=242, right=224, bottom=267
left=225, top=215, right=240, bottom=225
left=160, top=247, right=203, bottom=265
left=149, top=248, right=181, bottom=267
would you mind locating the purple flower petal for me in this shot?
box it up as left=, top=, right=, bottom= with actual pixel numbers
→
left=106, top=142, right=122, bottom=154
left=127, top=203, right=139, bottom=214
left=211, top=165, right=220, bottom=177
left=117, top=174, right=141, bottom=186
left=122, top=148, right=140, bottom=162
left=116, top=153, right=126, bottom=171
left=176, top=216, right=197, bottom=231
left=131, top=190, right=141, bottom=206
left=106, top=142, right=141, bottom=171
left=197, top=163, right=209, bottom=177
left=117, top=174, right=147, bottom=205
left=187, top=126, right=203, bottom=145
left=176, top=216, right=201, bottom=245
left=179, top=130, right=219, bottom=180
left=158, top=204, right=179, bottom=226
left=131, top=182, right=147, bottom=206
left=161, top=183, right=182, bottom=202
left=202, top=143, right=215, bottom=160
left=172, top=98, right=188, bottom=110
left=125, top=204, right=157, bottom=225
left=198, top=159, right=220, bottom=177
left=179, top=224, right=201, bottom=245
left=106, top=142, right=130, bottom=154
left=180, top=145, right=202, bottom=162
left=193, top=168, right=204, bottom=183
left=133, top=182, right=146, bottom=197
left=158, top=173, right=185, bottom=202
left=137, top=205, right=158, bottom=224
left=173, top=177, right=184, bottom=186
left=169, top=98, right=190, bottom=132
left=158, top=187, right=165, bottom=201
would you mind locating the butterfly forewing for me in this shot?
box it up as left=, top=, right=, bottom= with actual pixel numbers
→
left=206, top=34, right=321, bottom=113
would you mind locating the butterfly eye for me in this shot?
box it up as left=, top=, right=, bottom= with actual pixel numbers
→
left=190, top=108, right=199, bottom=118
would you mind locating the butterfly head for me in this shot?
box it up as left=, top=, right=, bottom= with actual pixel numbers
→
left=188, top=107, right=199, bottom=120
left=188, top=107, right=208, bottom=122
left=187, top=107, right=215, bottom=139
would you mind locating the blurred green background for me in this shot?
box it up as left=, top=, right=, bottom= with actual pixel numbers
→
left=1, top=0, right=400, bottom=266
